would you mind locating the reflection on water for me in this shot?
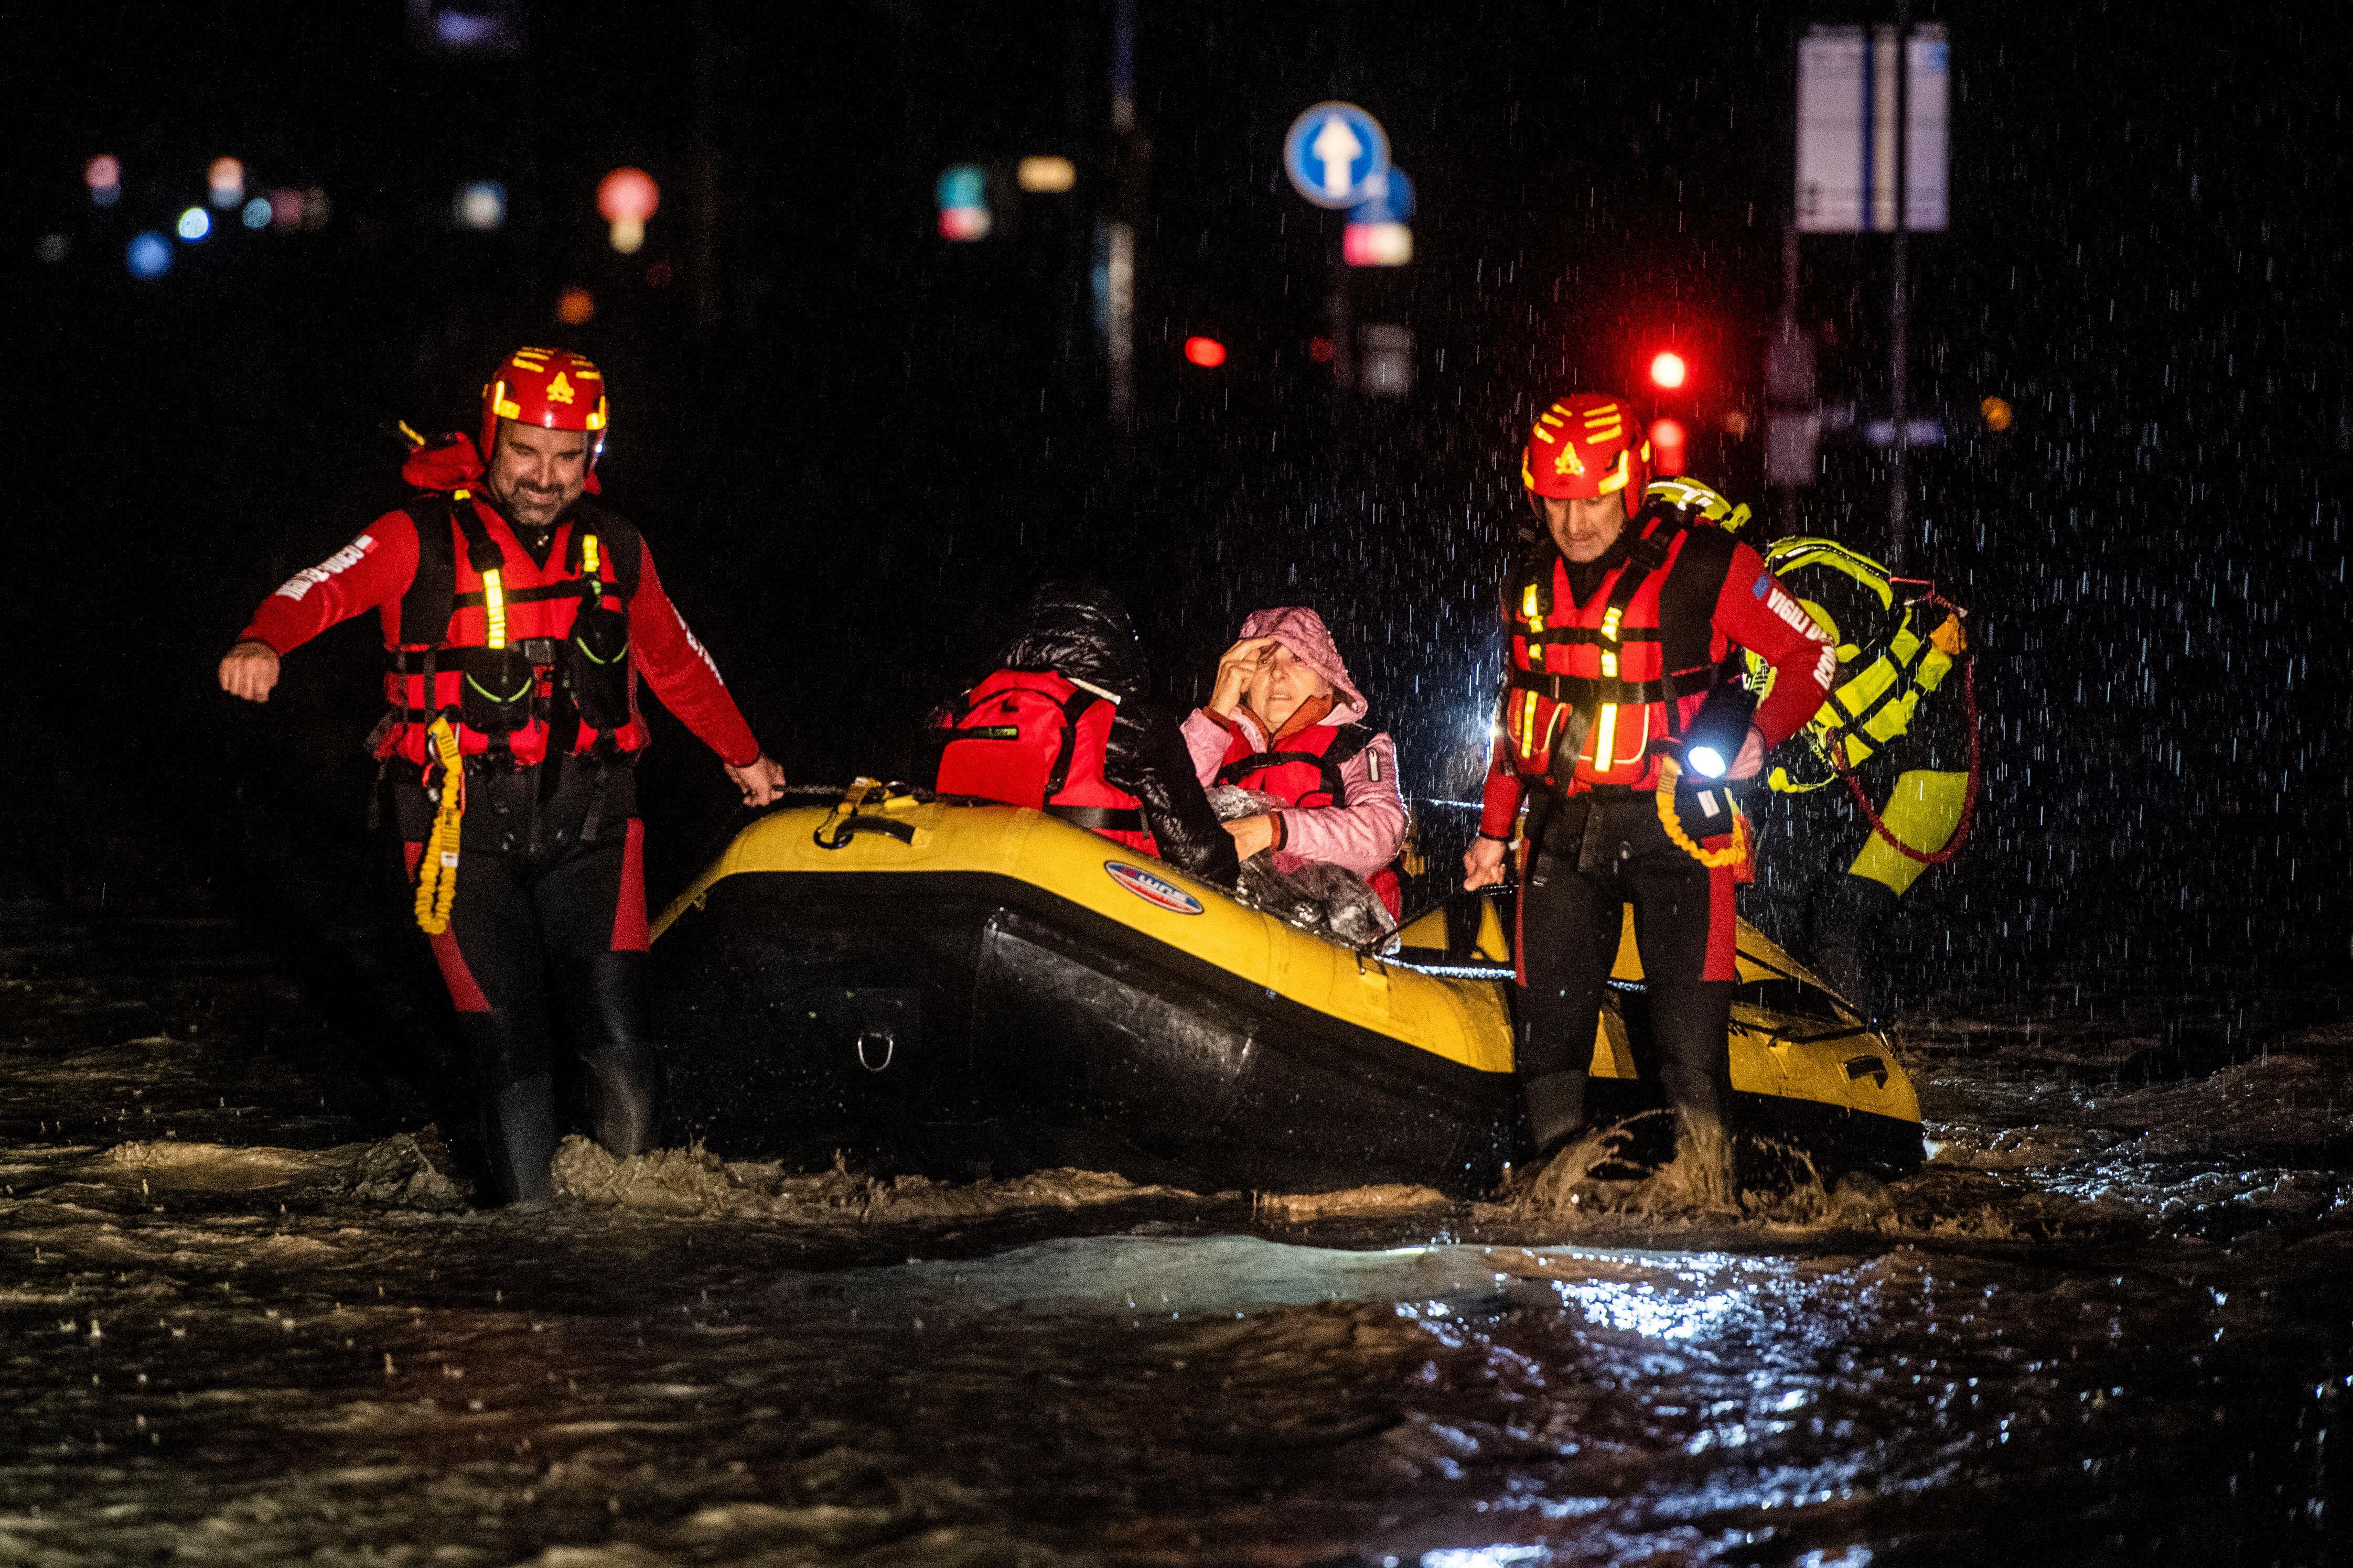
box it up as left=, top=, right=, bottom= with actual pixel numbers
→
left=2, top=908, right=2348, bottom=1564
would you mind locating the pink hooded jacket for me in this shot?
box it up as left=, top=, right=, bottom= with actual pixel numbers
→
left=1180, top=606, right=1407, bottom=880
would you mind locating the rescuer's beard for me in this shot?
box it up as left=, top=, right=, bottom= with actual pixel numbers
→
left=497, top=483, right=574, bottom=532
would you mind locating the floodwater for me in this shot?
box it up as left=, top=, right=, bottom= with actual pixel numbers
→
left=4, top=903, right=2349, bottom=1566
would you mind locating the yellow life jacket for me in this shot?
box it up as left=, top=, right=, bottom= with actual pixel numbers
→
left=1744, top=537, right=1962, bottom=793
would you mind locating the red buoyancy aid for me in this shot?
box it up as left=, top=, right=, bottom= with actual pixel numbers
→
left=1211, top=721, right=1403, bottom=917
left=1502, top=512, right=1723, bottom=796
left=933, top=669, right=1158, bottom=857
left=381, top=489, right=643, bottom=766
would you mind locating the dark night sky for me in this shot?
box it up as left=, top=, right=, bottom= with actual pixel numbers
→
left=2, top=0, right=2347, bottom=1005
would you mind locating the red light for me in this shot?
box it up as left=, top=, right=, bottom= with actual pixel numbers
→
left=1184, top=336, right=1227, bottom=368
left=597, top=167, right=661, bottom=224
left=1649, top=351, right=1688, bottom=390
left=1308, top=337, right=1335, bottom=364
left=1649, top=417, right=1686, bottom=478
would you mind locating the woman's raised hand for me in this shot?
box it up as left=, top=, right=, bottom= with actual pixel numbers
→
left=1209, top=637, right=1276, bottom=718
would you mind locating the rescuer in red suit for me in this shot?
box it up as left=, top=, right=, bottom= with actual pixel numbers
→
left=1462, top=392, right=1837, bottom=1169
left=218, top=348, right=787, bottom=1204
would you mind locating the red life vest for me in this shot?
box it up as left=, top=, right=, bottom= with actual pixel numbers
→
left=1212, top=720, right=1402, bottom=917
left=381, top=490, right=643, bottom=767
left=1502, top=511, right=1722, bottom=796
left=933, top=669, right=1158, bottom=857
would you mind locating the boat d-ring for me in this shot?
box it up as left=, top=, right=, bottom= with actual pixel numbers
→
left=855, top=1029, right=895, bottom=1073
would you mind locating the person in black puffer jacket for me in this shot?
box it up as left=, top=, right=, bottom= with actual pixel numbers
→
left=927, top=583, right=1240, bottom=889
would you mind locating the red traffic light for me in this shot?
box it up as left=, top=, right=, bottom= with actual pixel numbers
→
left=1184, top=336, right=1228, bottom=368
left=1648, top=351, right=1688, bottom=390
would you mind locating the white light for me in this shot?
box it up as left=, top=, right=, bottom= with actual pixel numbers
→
left=1686, top=746, right=1727, bottom=779
left=608, top=214, right=645, bottom=254
left=35, top=234, right=70, bottom=264
left=456, top=181, right=507, bottom=231
left=176, top=207, right=211, bottom=242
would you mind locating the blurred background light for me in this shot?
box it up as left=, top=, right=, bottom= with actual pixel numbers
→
left=408, top=0, right=525, bottom=57
left=1648, top=351, right=1688, bottom=389
left=598, top=168, right=659, bottom=220
left=935, top=165, right=984, bottom=210
left=240, top=196, right=272, bottom=230
left=1183, top=336, right=1227, bottom=368
left=301, top=188, right=332, bottom=230
left=556, top=286, right=595, bottom=325
left=267, top=189, right=304, bottom=229
left=1358, top=323, right=1414, bottom=396
left=1016, top=156, right=1077, bottom=193
left=126, top=232, right=172, bottom=278
left=1649, top=417, right=1687, bottom=475
left=1308, top=337, right=1336, bottom=364
left=177, top=207, right=212, bottom=242
left=937, top=206, right=991, bottom=241
left=36, top=234, right=70, bottom=264
left=85, top=155, right=122, bottom=206
left=456, top=180, right=506, bottom=231
left=1341, top=221, right=1412, bottom=266
left=1981, top=395, right=2014, bottom=432
left=207, top=157, right=245, bottom=209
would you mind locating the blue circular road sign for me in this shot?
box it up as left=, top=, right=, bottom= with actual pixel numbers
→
left=1284, top=102, right=1390, bottom=210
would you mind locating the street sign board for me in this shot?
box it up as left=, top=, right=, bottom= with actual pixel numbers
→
left=1284, top=102, right=1390, bottom=210
left=1796, top=25, right=1948, bottom=232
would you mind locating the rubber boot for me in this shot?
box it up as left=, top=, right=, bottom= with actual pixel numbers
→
left=582, top=1047, right=657, bottom=1161
left=1522, top=1070, right=1589, bottom=1159
left=482, top=1073, right=558, bottom=1204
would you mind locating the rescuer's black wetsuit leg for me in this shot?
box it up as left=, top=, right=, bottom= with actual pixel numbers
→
left=415, top=844, right=562, bottom=1203
left=1513, top=835, right=1623, bottom=1154
left=532, top=820, right=657, bottom=1162
left=1515, top=796, right=1737, bottom=1160
left=401, top=761, right=654, bottom=1204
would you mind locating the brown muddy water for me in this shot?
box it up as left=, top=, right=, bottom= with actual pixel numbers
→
left=3, top=905, right=2349, bottom=1566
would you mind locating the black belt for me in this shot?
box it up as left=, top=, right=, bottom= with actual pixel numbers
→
left=389, top=640, right=559, bottom=672
left=1048, top=805, right=1146, bottom=832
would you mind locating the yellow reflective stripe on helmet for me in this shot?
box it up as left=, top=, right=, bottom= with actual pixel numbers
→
left=482, top=568, right=507, bottom=650
left=1596, top=450, right=1631, bottom=494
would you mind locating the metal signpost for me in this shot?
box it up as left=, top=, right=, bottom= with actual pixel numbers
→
left=1792, top=19, right=1948, bottom=567
left=1282, top=102, right=1393, bottom=397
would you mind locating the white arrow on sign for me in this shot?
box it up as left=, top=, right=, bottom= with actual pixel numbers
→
left=1310, top=115, right=1362, bottom=199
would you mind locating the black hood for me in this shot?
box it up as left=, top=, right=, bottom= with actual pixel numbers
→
left=993, top=582, right=1149, bottom=699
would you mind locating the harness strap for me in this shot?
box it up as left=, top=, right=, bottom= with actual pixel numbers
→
left=1042, top=688, right=1102, bottom=800
left=1213, top=722, right=1373, bottom=806
left=1047, top=804, right=1146, bottom=833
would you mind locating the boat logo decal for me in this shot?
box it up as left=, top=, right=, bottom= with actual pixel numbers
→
left=1103, top=861, right=1204, bottom=915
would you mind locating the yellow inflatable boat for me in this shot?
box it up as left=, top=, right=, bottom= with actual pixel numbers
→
left=649, top=784, right=1922, bottom=1195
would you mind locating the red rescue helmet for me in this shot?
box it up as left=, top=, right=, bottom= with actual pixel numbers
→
left=480, top=347, right=609, bottom=474
left=1520, top=392, right=1651, bottom=503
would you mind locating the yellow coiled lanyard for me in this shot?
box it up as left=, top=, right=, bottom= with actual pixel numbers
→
left=413, top=716, right=466, bottom=934
left=1651, top=755, right=1750, bottom=870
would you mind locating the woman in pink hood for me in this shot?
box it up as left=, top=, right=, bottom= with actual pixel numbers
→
left=1181, top=607, right=1409, bottom=916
